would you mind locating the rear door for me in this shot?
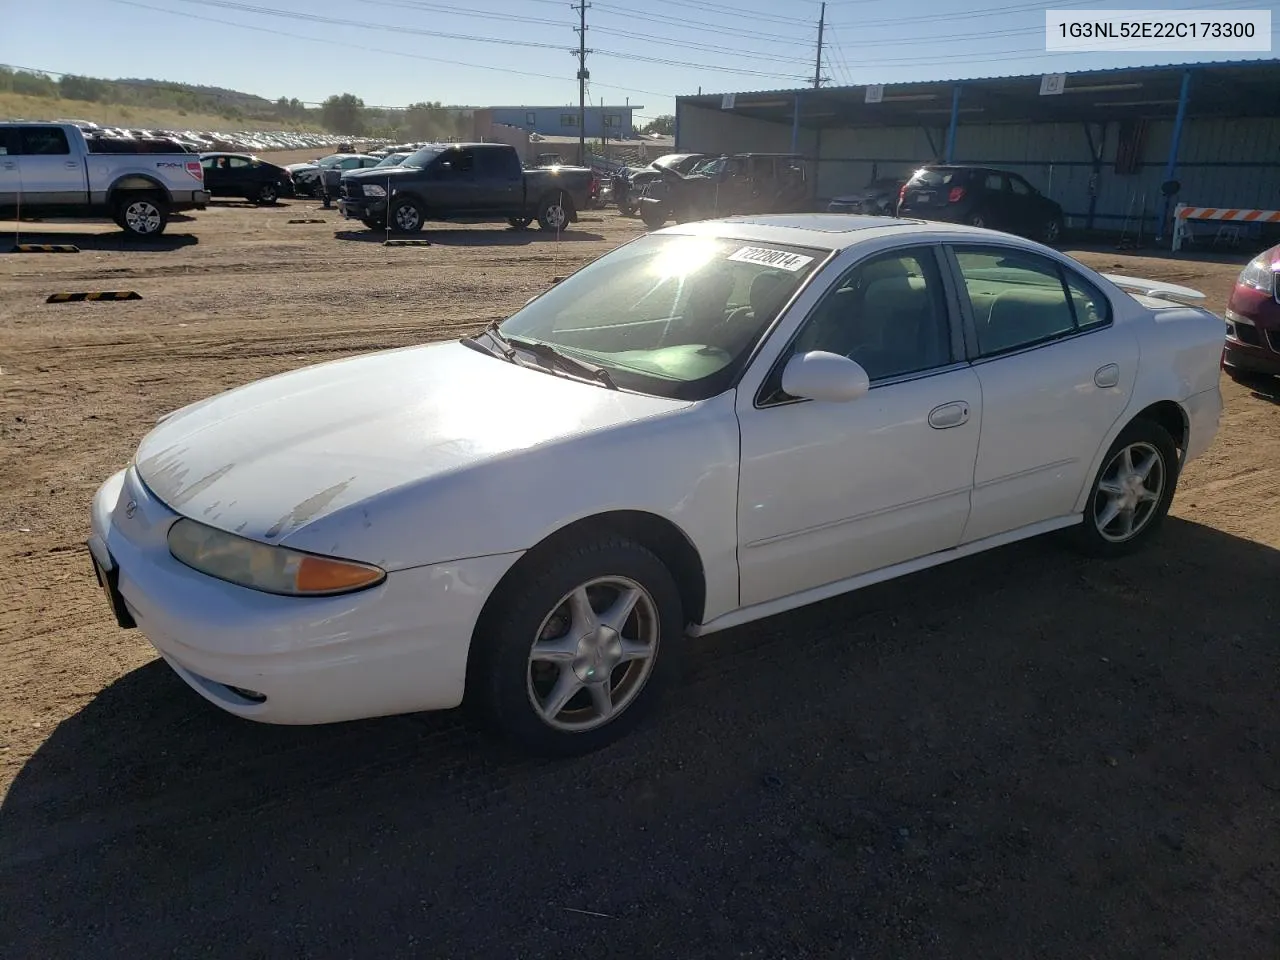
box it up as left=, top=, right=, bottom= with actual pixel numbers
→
left=15, top=126, right=86, bottom=202
left=475, top=147, right=522, bottom=213
left=944, top=242, right=1137, bottom=543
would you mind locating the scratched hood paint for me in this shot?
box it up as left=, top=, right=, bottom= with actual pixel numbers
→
left=133, top=340, right=687, bottom=544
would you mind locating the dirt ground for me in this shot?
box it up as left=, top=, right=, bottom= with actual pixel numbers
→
left=1, top=193, right=1278, bottom=959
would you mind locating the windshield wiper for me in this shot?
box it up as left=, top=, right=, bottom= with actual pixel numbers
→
left=506, top=335, right=618, bottom=389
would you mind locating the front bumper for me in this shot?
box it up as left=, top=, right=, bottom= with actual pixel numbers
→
left=1223, top=310, right=1280, bottom=376
left=89, top=466, right=523, bottom=725
left=337, top=196, right=387, bottom=221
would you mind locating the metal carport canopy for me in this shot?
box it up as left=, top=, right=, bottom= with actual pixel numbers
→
left=678, top=59, right=1280, bottom=129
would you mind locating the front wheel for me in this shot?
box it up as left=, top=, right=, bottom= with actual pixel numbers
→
left=116, top=195, right=169, bottom=238
left=640, top=202, right=667, bottom=230
left=466, top=537, right=684, bottom=756
left=966, top=211, right=988, bottom=229
left=389, top=198, right=425, bottom=233
left=1071, top=418, right=1179, bottom=558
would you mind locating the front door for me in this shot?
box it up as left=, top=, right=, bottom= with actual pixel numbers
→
left=945, top=243, right=1138, bottom=543
left=15, top=126, right=85, bottom=203
left=735, top=244, right=982, bottom=607
left=427, top=148, right=482, bottom=214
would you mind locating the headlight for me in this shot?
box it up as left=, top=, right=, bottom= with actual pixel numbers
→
left=1238, top=255, right=1276, bottom=295
left=362, top=184, right=387, bottom=197
left=167, top=518, right=385, bottom=596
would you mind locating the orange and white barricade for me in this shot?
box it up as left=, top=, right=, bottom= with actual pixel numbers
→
left=1173, top=203, right=1280, bottom=252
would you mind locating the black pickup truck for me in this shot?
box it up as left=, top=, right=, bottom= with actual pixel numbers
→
left=338, top=142, right=593, bottom=233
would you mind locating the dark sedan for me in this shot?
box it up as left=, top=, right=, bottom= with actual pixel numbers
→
left=200, top=152, right=294, bottom=205
left=827, top=177, right=905, bottom=216
left=897, top=164, right=1065, bottom=244
left=1223, top=243, right=1280, bottom=379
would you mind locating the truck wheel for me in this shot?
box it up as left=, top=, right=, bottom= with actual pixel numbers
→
left=116, top=195, right=169, bottom=238
left=640, top=203, right=667, bottom=230
left=537, top=196, right=571, bottom=231
left=390, top=198, right=424, bottom=233
left=508, top=216, right=533, bottom=230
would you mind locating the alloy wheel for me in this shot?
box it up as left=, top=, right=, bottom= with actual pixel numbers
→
left=1093, top=442, right=1165, bottom=543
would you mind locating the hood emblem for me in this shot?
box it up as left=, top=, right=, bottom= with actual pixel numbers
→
left=125, top=499, right=137, bottom=519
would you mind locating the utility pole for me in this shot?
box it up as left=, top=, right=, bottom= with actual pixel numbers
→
left=813, top=2, right=826, bottom=89
left=573, top=0, right=590, bottom=165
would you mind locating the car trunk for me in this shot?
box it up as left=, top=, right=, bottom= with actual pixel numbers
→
left=902, top=169, right=974, bottom=211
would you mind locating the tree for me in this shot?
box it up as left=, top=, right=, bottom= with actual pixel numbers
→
left=59, top=74, right=109, bottom=102
left=641, top=114, right=675, bottom=136
left=404, top=101, right=460, bottom=141
left=321, top=93, right=366, bottom=135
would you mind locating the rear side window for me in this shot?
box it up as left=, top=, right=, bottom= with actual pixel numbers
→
left=477, top=148, right=519, bottom=178
left=952, top=246, right=1113, bottom=356
left=19, top=127, right=70, bottom=155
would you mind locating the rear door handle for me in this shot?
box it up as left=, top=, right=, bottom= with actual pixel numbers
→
left=65, top=161, right=79, bottom=169
left=1094, top=363, right=1120, bottom=388
left=1, top=162, right=15, bottom=170
left=928, top=401, right=970, bottom=430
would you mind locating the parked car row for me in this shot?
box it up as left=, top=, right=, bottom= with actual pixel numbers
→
left=49, top=117, right=384, bottom=155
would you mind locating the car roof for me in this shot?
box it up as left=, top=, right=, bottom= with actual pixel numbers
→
left=655, top=213, right=1050, bottom=251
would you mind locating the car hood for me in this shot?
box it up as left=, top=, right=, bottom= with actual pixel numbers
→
left=285, top=162, right=317, bottom=172
left=342, top=166, right=422, bottom=184
left=133, top=340, right=688, bottom=547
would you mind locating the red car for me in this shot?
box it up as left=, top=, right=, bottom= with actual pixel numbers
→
left=1223, top=242, right=1280, bottom=378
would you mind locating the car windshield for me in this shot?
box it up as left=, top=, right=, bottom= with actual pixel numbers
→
left=318, top=156, right=346, bottom=168
left=375, top=152, right=409, bottom=167
left=401, top=146, right=445, bottom=168
left=690, top=158, right=725, bottom=176
left=493, top=233, right=828, bottom=401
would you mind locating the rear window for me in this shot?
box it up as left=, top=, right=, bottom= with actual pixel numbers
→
left=911, top=168, right=972, bottom=187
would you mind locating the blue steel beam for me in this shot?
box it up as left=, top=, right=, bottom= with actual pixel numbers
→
left=1157, top=69, right=1193, bottom=242
left=944, top=84, right=962, bottom=162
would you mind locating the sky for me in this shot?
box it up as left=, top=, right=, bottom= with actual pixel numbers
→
left=3, top=0, right=1276, bottom=121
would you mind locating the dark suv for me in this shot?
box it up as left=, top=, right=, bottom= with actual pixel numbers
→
left=897, top=165, right=1065, bottom=244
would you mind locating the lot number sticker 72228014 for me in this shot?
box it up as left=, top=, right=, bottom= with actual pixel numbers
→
left=726, top=246, right=815, bottom=272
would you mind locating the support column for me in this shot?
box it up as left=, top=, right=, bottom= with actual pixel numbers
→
left=1157, top=69, right=1192, bottom=243
left=944, top=85, right=962, bottom=163
left=791, top=92, right=802, bottom=154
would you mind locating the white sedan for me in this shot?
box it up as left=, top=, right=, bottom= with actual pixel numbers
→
left=88, top=214, right=1225, bottom=755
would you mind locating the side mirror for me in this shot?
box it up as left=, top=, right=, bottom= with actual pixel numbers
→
left=780, top=351, right=871, bottom=403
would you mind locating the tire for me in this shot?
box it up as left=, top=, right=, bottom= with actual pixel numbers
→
left=507, top=216, right=533, bottom=230
left=536, top=194, right=572, bottom=231
left=466, top=536, right=684, bottom=757
left=1071, top=418, right=1179, bottom=558
left=115, top=194, right=169, bottom=238
left=640, top=203, right=667, bottom=230
left=1041, top=214, right=1065, bottom=245
left=389, top=198, right=425, bottom=234
left=966, top=211, right=988, bottom=229
left=256, top=183, right=278, bottom=205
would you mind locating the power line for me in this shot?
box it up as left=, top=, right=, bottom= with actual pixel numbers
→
left=146, top=0, right=810, bottom=80
left=641, top=0, right=818, bottom=27
left=105, top=0, right=678, bottom=99
left=590, top=0, right=815, bottom=45
left=828, top=0, right=1262, bottom=28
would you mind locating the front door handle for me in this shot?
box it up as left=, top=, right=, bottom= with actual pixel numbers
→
left=1094, top=363, right=1120, bottom=388
left=65, top=161, right=79, bottom=169
left=928, top=401, right=970, bottom=430
left=1, top=162, right=15, bottom=170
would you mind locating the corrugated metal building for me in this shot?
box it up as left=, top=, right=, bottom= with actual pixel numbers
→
left=673, top=60, right=1280, bottom=240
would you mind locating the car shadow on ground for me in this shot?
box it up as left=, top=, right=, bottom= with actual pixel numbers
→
left=207, top=200, right=295, bottom=209
left=2, top=518, right=1278, bottom=957
left=1226, top=369, right=1280, bottom=405
left=333, top=227, right=606, bottom=246
left=2, top=231, right=199, bottom=253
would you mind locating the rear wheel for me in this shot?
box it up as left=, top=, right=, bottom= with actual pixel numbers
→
left=537, top=195, right=571, bottom=231
left=466, top=537, right=683, bottom=756
left=256, top=183, right=278, bottom=205
left=1041, top=214, right=1064, bottom=244
left=640, top=203, right=667, bottom=230
left=1071, top=418, right=1179, bottom=558
left=115, top=194, right=169, bottom=238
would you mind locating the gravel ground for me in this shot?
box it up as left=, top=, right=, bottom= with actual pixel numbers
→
left=1, top=191, right=1278, bottom=959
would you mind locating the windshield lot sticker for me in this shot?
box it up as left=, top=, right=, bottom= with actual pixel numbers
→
left=727, top=246, right=814, bottom=271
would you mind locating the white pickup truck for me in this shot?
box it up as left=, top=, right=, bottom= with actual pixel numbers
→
left=0, top=122, right=209, bottom=237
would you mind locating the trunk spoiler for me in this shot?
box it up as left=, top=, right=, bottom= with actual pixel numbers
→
left=1102, top=273, right=1206, bottom=306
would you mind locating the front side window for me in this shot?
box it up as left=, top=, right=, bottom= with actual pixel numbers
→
left=953, top=246, right=1111, bottom=356
left=782, top=247, right=954, bottom=388
left=494, top=234, right=827, bottom=400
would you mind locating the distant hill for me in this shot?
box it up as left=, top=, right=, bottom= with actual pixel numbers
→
left=0, top=65, right=466, bottom=139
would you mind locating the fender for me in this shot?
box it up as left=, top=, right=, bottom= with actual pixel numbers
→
left=107, top=173, right=171, bottom=202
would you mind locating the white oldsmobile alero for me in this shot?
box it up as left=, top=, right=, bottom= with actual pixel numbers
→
left=88, top=214, right=1225, bottom=756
